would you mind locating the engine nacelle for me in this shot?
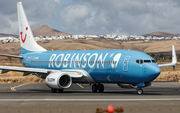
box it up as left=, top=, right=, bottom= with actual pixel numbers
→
left=118, top=82, right=151, bottom=89
left=45, top=72, right=72, bottom=89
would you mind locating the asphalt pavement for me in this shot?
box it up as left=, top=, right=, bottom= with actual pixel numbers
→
left=0, top=81, right=179, bottom=113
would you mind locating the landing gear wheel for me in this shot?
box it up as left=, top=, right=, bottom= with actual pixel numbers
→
left=51, top=88, right=57, bottom=93
left=98, top=84, right=104, bottom=93
left=57, top=89, right=64, bottom=93
left=92, top=84, right=98, bottom=92
left=137, top=88, right=143, bottom=95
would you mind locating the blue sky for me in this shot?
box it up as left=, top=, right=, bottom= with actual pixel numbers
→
left=1, top=0, right=180, bottom=35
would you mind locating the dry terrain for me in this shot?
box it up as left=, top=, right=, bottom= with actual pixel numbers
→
left=0, top=39, right=180, bottom=83
left=0, top=39, right=180, bottom=55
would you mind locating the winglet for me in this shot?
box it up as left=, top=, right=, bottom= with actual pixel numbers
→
left=172, top=45, right=177, bottom=65
left=158, top=45, right=177, bottom=68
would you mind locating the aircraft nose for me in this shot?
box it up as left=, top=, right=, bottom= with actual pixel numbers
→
left=148, top=65, right=161, bottom=81
left=153, top=67, right=161, bottom=75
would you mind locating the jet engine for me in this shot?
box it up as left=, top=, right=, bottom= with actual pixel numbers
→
left=117, top=82, right=151, bottom=89
left=45, top=71, right=72, bottom=89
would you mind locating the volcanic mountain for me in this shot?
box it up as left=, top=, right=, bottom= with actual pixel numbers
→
left=32, top=25, right=71, bottom=37
left=142, top=31, right=180, bottom=37
left=0, top=33, right=18, bottom=37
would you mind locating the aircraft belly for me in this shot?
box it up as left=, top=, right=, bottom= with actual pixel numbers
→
left=72, top=78, right=88, bottom=83
left=88, top=68, right=124, bottom=83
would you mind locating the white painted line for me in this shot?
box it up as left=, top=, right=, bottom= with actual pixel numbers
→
left=11, top=84, right=27, bottom=91
left=0, top=98, right=180, bottom=102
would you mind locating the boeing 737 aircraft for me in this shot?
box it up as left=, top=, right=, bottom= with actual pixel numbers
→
left=0, top=2, right=177, bottom=94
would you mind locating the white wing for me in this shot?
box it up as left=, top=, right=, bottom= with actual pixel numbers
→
left=158, top=45, right=177, bottom=68
left=0, top=54, right=23, bottom=59
left=0, top=65, right=85, bottom=78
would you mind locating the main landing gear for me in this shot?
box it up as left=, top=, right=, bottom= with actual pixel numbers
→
left=51, top=88, right=64, bottom=93
left=136, top=88, right=143, bottom=95
left=92, top=83, right=104, bottom=93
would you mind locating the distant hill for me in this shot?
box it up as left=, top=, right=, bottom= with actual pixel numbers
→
left=0, top=33, right=18, bottom=37
left=32, top=25, right=71, bottom=37
left=142, top=31, right=180, bottom=37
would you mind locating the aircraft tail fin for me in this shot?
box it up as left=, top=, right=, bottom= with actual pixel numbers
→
left=17, top=2, right=46, bottom=54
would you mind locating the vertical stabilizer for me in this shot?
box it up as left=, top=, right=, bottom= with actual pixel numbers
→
left=17, top=2, right=46, bottom=54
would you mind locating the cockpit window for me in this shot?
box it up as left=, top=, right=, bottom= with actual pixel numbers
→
left=136, top=60, right=143, bottom=64
left=144, top=60, right=151, bottom=63
left=136, top=59, right=156, bottom=64
left=140, top=60, right=143, bottom=64
left=152, top=60, right=156, bottom=63
left=136, top=60, right=139, bottom=64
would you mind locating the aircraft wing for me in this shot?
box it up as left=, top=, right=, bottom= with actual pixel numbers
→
left=0, top=54, right=23, bottom=59
left=158, top=45, right=177, bottom=68
left=0, top=65, right=48, bottom=75
left=0, top=65, right=83, bottom=78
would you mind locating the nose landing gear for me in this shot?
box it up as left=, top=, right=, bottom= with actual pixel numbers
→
left=136, top=82, right=145, bottom=95
left=92, top=83, right=104, bottom=93
left=137, top=88, right=143, bottom=95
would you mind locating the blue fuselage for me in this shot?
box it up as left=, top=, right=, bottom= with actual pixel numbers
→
left=20, top=49, right=160, bottom=84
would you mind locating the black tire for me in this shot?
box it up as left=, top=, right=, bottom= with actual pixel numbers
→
left=92, top=84, right=98, bottom=92
left=137, top=88, right=143, bottom=95
left=57, top=89, right=64, bottom=93
left=51, top=88, right=57, bottom=93
left=99, top=84, right=104, bottom=93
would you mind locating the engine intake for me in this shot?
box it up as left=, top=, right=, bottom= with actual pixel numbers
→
left=46, top=72, right=72, bottom=89
left=58, top=74, right=71, bottom=88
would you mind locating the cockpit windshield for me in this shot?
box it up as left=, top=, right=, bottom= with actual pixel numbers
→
left=144, top=60, right=151, bottom=63
left=136, top=59, right=156, bottom=64
left=152, top=60, right=156, bottom=63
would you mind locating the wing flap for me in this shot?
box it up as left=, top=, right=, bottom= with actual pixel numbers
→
left=66, top=72, right=83, bottom=78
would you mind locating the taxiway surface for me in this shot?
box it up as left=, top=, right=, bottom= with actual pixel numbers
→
left=0, top=82, right=179, bottom=113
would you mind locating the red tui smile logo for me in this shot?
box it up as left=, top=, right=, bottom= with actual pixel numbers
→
left=20, top=27, right=28, bottom=43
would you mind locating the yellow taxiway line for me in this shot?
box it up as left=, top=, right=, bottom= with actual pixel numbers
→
left=76, top=83, right=84, bottom=89
left=11, top=84, right=27, bottom=91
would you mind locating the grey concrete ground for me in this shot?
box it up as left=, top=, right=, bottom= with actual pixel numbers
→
left=0, top=82, right=179, bottom=113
